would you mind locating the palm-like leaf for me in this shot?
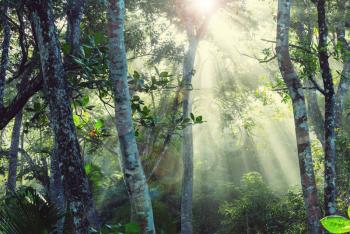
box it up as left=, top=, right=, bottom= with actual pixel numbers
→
left=0, top=187, right=63, bottom=234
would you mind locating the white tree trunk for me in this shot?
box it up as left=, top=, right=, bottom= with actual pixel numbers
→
left=181, top=22, right=199, bottom=234
left=106, top=0, right=155, bottom=233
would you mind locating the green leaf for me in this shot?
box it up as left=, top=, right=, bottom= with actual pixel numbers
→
left=125, top=222, right=140, bottom=234
left=195, top=116, right=203, bottom=123
left=94, top=119, right=104, bottom=130
left=33, top=102, right=41, bottom=111
left=348, top=206, right=350, bottom=218
left=73, top=57, right=85, bottom=66
left=84, top=163, right=92, bottom=175
left=159, top=71, right=169, bottom=77
left=81, top=96, right=89, bottom=107
left=321, top=215, right=350, bottom=233
left=73, top=114, right=80, bottom=126
left=83, top=45, right=92, bottom=58
left=93, top=32, right=104, bottom=45
left=133, top=71, right=140, bottom=79
left=190, top=113, right=195, bottom=121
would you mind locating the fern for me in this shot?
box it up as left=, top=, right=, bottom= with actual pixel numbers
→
left=0, top=187, right=63, bottom=234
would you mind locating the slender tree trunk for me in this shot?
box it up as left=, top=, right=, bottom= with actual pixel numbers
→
left=305, top=80, right=325, bottom=147
left=6, top=111, right=23, bottom=193
left=335, top=0, right=350, bottom=129
left=26, top=0, right=95, bottom=232
left=106, top=0, right=155, bottom=233
left=335, top=60, right=350, bottom=128
left=315, top=0, right=337, bottom=216
left=147, top=87, right=181, bottom=181
left=276, top=1, right=322, bottom=232
left=0, top=0, right=11, bottom=109
left=181, top=22, right=199, bottom=234
left=294, top=2, right=325, bottom=148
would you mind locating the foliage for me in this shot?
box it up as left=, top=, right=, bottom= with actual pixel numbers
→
left=219, top=172, right=306, bottom=233
left=89, top=222, right=141, bottom=234
left=0, top=187, right=62, bottom=234
left=321, top=206, right=350, bottom=233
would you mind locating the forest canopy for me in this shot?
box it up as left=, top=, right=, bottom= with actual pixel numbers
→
left=0, top=0, right=350, bottom=233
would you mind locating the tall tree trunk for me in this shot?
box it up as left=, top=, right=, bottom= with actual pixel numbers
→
left=294, top=2, right=325, bottom=148
left=25, top=0, right=95, bottom=232
left=315, top=0, right=337, bottom=216
left=276, top=1, right=322, bottom=232
left=181, top=22, right=199, bottom=234
left=335, top=0, right=350, bottom=128
left=6, top=111, right=23, bottom=193
left=106, top=0, right=156, bottom=233
left=0, top=0, right=11, bottom=109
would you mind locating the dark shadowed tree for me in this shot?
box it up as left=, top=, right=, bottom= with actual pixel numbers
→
left=313, top=0, right=337, bottom=216
left=25, top=0, right=97, bottom=232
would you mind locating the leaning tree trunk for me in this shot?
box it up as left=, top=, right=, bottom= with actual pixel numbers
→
left=106, top=0, right=155, bottom=233
left=0, top=0, right=11, bottom=109
left=181, top=23, right=199, bottom=234
left=276, top=0, right=322, bottom=232
left=315, top=0, right=337, bottom=216
left=25, top=0, right=95, bottom=232
left=6, top=111, right=23, bottom=193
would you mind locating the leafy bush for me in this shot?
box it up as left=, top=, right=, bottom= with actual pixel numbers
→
left=219, top=172, right=306, bottom=233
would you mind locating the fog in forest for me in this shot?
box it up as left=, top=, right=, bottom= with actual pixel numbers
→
left=1, top=0, right=349, bottom=233
left=192, top=0, right=300, bottom=191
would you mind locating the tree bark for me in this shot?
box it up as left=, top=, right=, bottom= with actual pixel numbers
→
left=315, top=0, right=337, bottom=216
left=181, top=21, right=199, bottom=234
left=66, top=0, right=85, bottom=57
left=106, top=0, right=156, bottom=233
left=6, top=111, right=23, bottom=193
left=276, top=1, right=322, bottom=232
left=294, top=2, right=325, bottom=147
left=0, top=0, right=11, bottom=109
left=25, top=0, right=95, bottom=232
left=305, top=81, right=325, bottom=147
left=335, top=0, right=350, bottom=129
left=49, top=144, right=66, bottom=234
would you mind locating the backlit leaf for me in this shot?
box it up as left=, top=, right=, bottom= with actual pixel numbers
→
left=321, top=216, right=350, bottom=233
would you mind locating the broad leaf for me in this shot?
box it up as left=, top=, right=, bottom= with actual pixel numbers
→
left=94, top=119, right=104, bottom=130
left=321, top=215, right=350, bottom=233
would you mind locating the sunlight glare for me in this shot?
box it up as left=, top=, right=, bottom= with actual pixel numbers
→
left=191, top=0, right=216, bottom=14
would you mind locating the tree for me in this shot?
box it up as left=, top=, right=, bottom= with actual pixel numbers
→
left=6, top=112, right=23, bottom=193
left=25, top=0, right=97, bottom=232
left=106, top=0, right=156, bottom=233
left=313, top=0, right=337, bottom=216
left=0, top=0, right=11, bottom=109
left=276, top=0, right=322, bottom=232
